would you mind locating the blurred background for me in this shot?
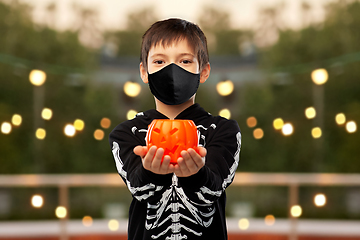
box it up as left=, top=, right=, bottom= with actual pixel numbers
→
left=0, top=0, right=359, bottom=239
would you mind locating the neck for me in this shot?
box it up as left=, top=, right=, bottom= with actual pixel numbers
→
left=155, top=97, right=195, bottom=119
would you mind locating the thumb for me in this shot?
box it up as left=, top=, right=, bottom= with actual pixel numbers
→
left=133, top=145, right=148, bottom=158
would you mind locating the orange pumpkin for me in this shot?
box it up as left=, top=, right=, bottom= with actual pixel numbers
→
left=146, top=119, right=199, bottom=164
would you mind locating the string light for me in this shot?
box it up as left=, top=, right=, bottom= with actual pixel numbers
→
left=35, top=128, right=46, bottom=140
left=311, top=127, right=322, bottom=139
left=290, top=205, right=302, bottom=217
left=127, top=110, right=138, bottom=120
left=108, top=219, right=119, bottom=231
left=282, top=123, right=294, bottom=136
left=311, top=68, right=328, bottom=85
left=346, top=121, right=357, bottom=133
left=314, top=193, right=326, bottom=207
left=74, top=119, right=85, bottom=131
left=219, top=109, right=231, bottom=119
left=216, top=80, right=234, bottom=96
left=55, top=206, right=67, bottom=219
left=1, top=122, right=12, bottom=134
left=264, top=215, right=275, bottom=226
left=335, top=113, right=346, bottom=125
left=31, top=195, right=44, bottom=208
left=238, top=218, right=249, bottom=230
left=100, top=118, right=111, bottom=129
left=273, top=118, right=284, bottom=130
left=305, top=107, right=316, bottom=119
left=11, top=114, right=22, bottom=126
left=94, top=129, right=104, bottom=140
left=82, top=216, right=93, bottom=227
left=124, top=81, right=141, bottom=97
left=253, top=128, right=264, bottom=139
left=64, top=124, right=76, bottom=137
left=29, top=69, right=46, bottom=86
left=41, top=108, right=53, bottom=120
left=246, top=117, right=257, bottom=128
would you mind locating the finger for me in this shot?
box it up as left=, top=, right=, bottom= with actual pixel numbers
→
left=142, top=146, right=157, bottom=170
left=187, top=148, right=205, bottom=168
left=181, top=150, right=198, bottom=171
left=197, top=146, right=207, bottom=158
left=151, top=148, right=164, bottom=170
left=173, top=160, right=183, bottom=176
left=177, top=154, right=192, bottom=175
left=133, top=145, right=147, bottom=158
left=160, top=155, right=173, bottom=174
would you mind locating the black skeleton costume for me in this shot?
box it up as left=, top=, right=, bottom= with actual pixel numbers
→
left=109, top=103, right=241, bottom=240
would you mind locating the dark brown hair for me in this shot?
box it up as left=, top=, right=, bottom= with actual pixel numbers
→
left=140, top=18, right=209, bottom=71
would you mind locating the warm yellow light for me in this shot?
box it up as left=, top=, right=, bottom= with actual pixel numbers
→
left=314, top=193, right=326, bottom=207
left=12, top=114, right=22, bottom=126
left=55, top=206, right=67, bottom=219
left=29, top=69, right=46, bottom=86
left=64, top=124, right=76, bottom=137
left=305, top=107, right=316, bottom=119
left=108, top=219, right=119, bottom=231
left=216, top=80, right=234, bottom=96
left=282, top=123, right=294, bottom=136
left=253, top=128, right=264, bottom=139
left=264, top=215, right=275, bottom=226
left=311, top=127, right=322, bottom=139
left=41, top=108, right=53, bottom=120
left=273, top=118, right=284, bottom=130
left=82, top=216, right=93, bottom=227
left=238, top=218, right=249, bottom=230
left=290, top=205, right=302, bottom=217
left=335, top=113, right=346, bottom=125
left=346, top=121, right=357, bottom=133
left=124, top=81, right=141, bottom=97
left=94, top=129, right=104, bottom=140
left=127, top=110, right=138, bottom=120
left=74, top=119, right=85, bottom=131
left=35, top=128, right=46, bottom=140
left=246, top=116, right=257, bottom=128
left=100, top=117, right=111, bottom=129
left=311, top=68, right=328, bottom=85
left=219, top=108, right=231, bottom=119
left=1, top=122, right=12, bottom=134
left=31, top=195, right=44, bottom=208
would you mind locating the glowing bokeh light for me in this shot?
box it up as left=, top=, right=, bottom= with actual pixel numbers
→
left=264, top=215, right=275, bottom=226
left=35, top=128, right=46, bottom=140
left=124, top=81, right=141, bottom=97
left=290, top=205, right=302, bottom=218
left=314, top=193, right=326, bottom=207
left=12, top=114, right=22, bottom=126
left=219, top=108, right=231, bottom=119
left=282, top=123, right=294, bottom=136
left=346, top=121, right=357, bottom=133
left=41, top=108, right=53, bottom=120
left=74, top=119, right=85, bottom=131
left=1, top=122, right=12, bottom=134
left=64, top=124, right=76, bottom=137
left=246, top=116, right=257, bottom=128
left=82, top=216, right=93, bottom=227
left=94, top=129, right=104, bottom=140
left=216, top=80, right=234, bottom=96
left=305, top=107, right=316, bottom=119
left=335, top=113, right=346, bottom=125
left=31, top=195, right=44, bottom=208
left=100, top=118, right=111, bottom=129
left=108, top=219, right=119, bottom=231
left=29, top=69, right=47, bottom=86
left=238, top=218, right=249, bottom=230
left=273, top=118, right=284, bottom=130
left=253, top=128, right=264, bottom=139
left=311, top=127, right=322, bottom=139
left=55, top=206, right=67, bottom=219
left=127, top=110, right=138, bottom=120
left=311, top=68, right=328, bottom=85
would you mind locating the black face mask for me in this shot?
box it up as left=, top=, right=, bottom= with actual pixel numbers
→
left=148, top=63, right=200, bottom=105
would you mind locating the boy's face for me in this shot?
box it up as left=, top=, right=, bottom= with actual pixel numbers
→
left=148, top=38, right=199, bottom=74
left=140, top=38, right=210, bottom=84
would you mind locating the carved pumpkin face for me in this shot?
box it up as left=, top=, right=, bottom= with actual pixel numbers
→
left=146, top=119, right=199, bottom=164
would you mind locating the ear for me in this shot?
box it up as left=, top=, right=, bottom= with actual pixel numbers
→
left=200, top=63, right=211, bottom=83
left=139, top=62, right=148, bottom=83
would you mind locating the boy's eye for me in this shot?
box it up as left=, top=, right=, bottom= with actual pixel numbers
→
left=154, top=60, right=164, bottom=64
left=181, top=60, right=192, bottom=64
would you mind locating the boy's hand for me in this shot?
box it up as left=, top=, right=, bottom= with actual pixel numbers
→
left=134, top=146, right=175, bottom=175
left=174, top=147, right=206, bottom=177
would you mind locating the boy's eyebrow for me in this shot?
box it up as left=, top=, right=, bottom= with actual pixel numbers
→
left=149, top=53, right=195, bottom=59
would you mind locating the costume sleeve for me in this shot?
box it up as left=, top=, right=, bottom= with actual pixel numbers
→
left=177, top=119, right=241, bottom=204
left=109, top=122, right=173, bottom=203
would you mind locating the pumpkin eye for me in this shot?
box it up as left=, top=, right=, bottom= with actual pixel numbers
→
left=154, top=128, right=161, bottom=133
left=170, top=128, right=178, bottom=135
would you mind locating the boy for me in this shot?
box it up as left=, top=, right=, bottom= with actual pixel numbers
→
left=109, top=18, right=241, bottom=240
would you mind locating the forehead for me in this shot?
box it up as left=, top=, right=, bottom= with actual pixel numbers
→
left=148, top=38, right=195, bottom=57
